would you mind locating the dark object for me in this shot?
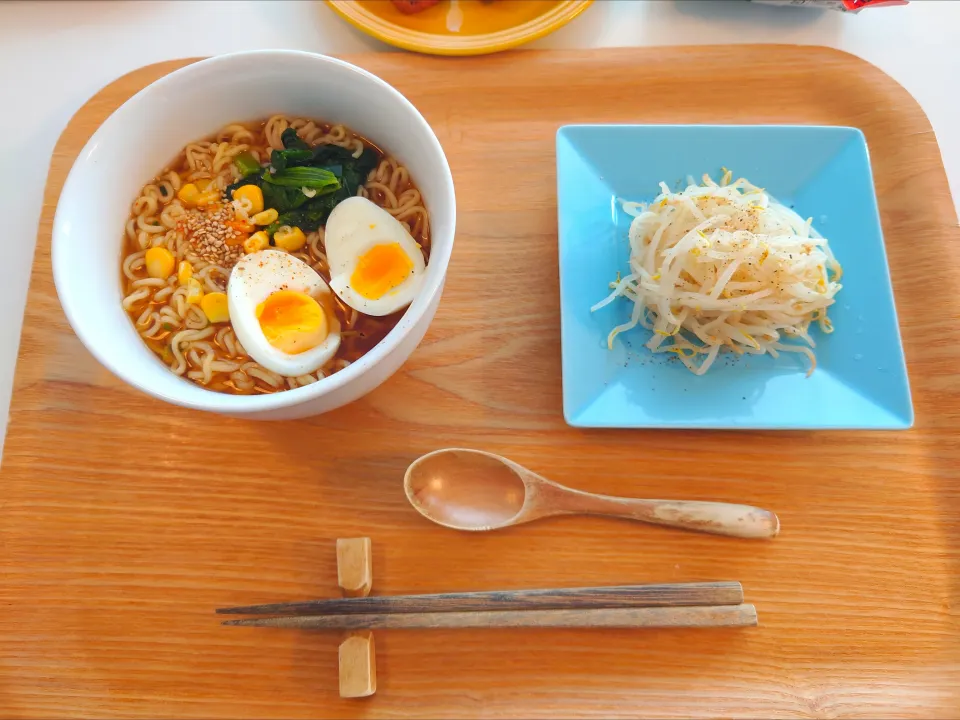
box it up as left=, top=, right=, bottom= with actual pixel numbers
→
left=266, top=145, right=380, bottom=233
left=227, top=128, right=381, bottom=233
left=262, top=166, right=340, bottom=190
left=217, top=581, right=744, bottom=616
left=221, top=604, right=758, bottom=629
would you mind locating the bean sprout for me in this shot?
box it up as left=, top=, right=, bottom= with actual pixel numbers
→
left=592, top=171, right=843, bottom=376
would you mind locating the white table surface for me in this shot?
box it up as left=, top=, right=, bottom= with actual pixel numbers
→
left=1, top=0, right=957, bottom=456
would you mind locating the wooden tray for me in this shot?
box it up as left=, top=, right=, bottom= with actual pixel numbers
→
left=2, top=46, right=958, bottom=719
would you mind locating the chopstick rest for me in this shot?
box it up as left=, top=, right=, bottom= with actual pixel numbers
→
left=339, top=631, right=376, bottom=699
left=337, top=538, right=372, bottom=598
left=336, top=538, right=376, bottom=698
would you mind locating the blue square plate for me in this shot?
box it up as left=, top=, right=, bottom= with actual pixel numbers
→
left=556, top=125, right=912, bottom=430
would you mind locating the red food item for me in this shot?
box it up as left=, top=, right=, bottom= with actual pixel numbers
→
left=391, top=0, right=441, bottom=14
left=842, top=0, right=908, bottom=9
left=749, top=0, right=907, bottom=10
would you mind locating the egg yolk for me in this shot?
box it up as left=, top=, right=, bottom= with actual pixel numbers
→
left=255, top=290, right=328, bottom=355
left=350, top=242, right=414, bottom=300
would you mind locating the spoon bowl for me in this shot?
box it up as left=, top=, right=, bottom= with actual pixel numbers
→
left=404, top=448, right=780, bottom=539
left=404, top=448, right=529, bottom=531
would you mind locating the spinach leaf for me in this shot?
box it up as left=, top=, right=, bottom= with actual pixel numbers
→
left=262, top=166, right=341, bottom=191
left=259, top=164, right=340, bottom=212
left=281, top=127, right=309, bottom=151
left=308, top=144, right=380, bottom=192
left=266, top=191, right=345, bottom=234
left=309, top=144, right=356, bottom=166
left=317, top=164, right=343, bottom=178
left=261, top=182, right=309, bottom=213
left=270, top=147, right=313, bottom=172
left=263, top=146, right=380, bottom=233
left=341, top=146, right=381, bottom=196
left=242, top=138, right=382, bottom=231
left=355, top=146, right=381, bottom=177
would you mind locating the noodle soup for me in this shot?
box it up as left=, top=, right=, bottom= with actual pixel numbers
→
left=121, top=115, right=430, bottom=395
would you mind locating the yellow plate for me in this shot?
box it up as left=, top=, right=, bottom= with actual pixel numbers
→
left=327, top=0, right=593, bottom=56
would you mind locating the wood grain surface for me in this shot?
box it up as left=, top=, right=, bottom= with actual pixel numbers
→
left=1, top=46, right=959, bottom=719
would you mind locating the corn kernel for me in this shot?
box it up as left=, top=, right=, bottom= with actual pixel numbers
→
left=184, top=179, right=221, bottom=207
left=177, top=183, right=200, bottom=207
left=251, top=208, right=279, bottom=226
left=233, top=185, right=264, bottom=215
left=195, top=191, right=220, bottom=207
left=200, top=292, right=230, bottom=323
left=186, top=278, right=204, bottom=304
left=243, top=231, right=270, bottom=254
left=273, top=226, right=306, bottom=252
left=145, top=246, right=175, bottom=279
left=177, top=260, right=193, bottom=286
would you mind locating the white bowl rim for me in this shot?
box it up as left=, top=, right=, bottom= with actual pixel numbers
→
left=53, top=49, right=455, bottom=414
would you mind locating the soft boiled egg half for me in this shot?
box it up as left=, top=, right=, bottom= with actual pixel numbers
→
left=228, top=249, right=341, bottom=377
left=325, top=196, right=426, bottom=317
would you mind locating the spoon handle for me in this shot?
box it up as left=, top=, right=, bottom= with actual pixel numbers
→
left=557, top=491, right=779, bottom=539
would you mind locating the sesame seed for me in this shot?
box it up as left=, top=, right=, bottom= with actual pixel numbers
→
left=177, top=201, right=244, bottom=268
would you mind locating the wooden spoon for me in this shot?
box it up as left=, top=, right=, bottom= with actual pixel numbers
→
left=403, top=448, right=779, bottom=539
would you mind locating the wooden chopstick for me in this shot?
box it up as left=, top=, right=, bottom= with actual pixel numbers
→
left=216, top=581, right=743, bottom=617
left=222, top=604, right=758, bottom=629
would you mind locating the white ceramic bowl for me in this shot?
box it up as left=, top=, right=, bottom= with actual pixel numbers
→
left=53, top=50, right=456, bottom=419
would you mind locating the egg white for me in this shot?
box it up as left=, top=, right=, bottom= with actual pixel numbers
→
left=325, top=196, right=426, bottom=317
left=227, top=249, right=341, bottom=377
